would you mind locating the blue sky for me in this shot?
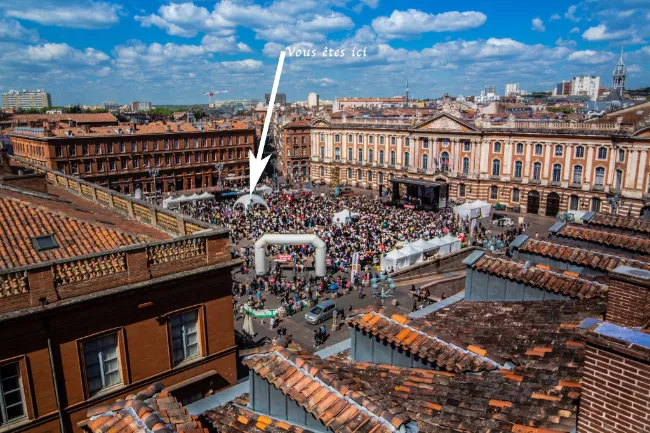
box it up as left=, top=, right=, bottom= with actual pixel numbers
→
left=1, top=0, right=649, bottom=105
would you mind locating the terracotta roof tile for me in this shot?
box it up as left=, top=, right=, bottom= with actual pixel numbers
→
left=586, top=213, right=650, bottom=235
left=557, top=224, right=650, bottom=256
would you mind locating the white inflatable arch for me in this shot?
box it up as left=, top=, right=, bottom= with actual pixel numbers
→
left=234, top=193, right=269, bottom=211
left=255, top=234, right=327, bottom=277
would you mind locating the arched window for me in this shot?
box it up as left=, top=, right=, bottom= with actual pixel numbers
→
left=534, top=144, right=543, bottom=155
left=463, top=141, right=471, bottom=151
left=552, top=163, right=562, bottom=182
left=440, top=151, right=450, bottom=171
left=358, top=148, right=363, bottom=162
left=390, top=151, right=396, bottom=165
left=422, top=154, right=428, bottom=170
left=569, top=195, right=579, bottom=211
left=597, top=147, right=607, bottom=160
left=493, top=141, right=502, bottom=153
left=405, top=137, right=410, bottom=147
left=369, top=136, right=374, bottom=144
left=572, top=165, right=583, bottom=185
left=334, top=147, right=341, bottom=160
left=514, top=161, right=523, bottom=178
left=404, top=152, right=410, bottom=167
left=348, top=148, right=353, bottom=160
left=462, top=157, right=469, bottom=174
left=459, top=184, right=466, bottom=197
left=490, top=185, right=498, bottom=200
left=532, top=162, right=542, bottom=180
left=615, top=169, right=623, bottom=191
left=618, top=148, right=625, bottom=162
left=423, top=138, right=429, bottom=148
left=594, top=167, right=605, bottom=186
left=358, top=134, right=363, bottom=144
left=380, top=136, right=385, bottom=145
left=320, top=146, right=325, bottom=159
left=554, top=145, right=563, bottom=157
left=512, top=188, right=520, bottom=202
left=379, top=150, right=385, bottom=164
left=347, top=134, right=353, bottom=143
left=492, top=159, right=501, bottom=176
left=591, top=197, right=601, bottom=212
left=334, top=134, right=340, bottom=143
left=516, top=143, right=524, bottom=154
left=575, top=146, right=585, bottom=158
left=368, top=149, right=374, bottom=162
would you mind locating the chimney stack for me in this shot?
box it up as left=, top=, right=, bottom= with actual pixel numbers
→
left=606, top=266, right=650, bottom=328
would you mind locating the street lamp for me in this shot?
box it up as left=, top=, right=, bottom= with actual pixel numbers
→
left=371, top=275, right=395, bottom=307
left=214, top=163, right=224, bottom=191
left=148, top=168, right=160, bottom=203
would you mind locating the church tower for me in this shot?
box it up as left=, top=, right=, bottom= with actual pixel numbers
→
left=612, top=47, right=626, bottom=95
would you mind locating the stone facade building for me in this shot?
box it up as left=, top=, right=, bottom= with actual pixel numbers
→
left=309, top=102, right=650, bottom=217
left=279, top=119, right=311, bottom=178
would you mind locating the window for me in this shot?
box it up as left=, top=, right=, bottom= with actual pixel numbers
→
left=358, top=148, right=363, bottom=162
left=83, top=333, right=122, bottom=396
left=440, top=152, right=449, bottom=171
left=84, top=161, right=91, bottom=172
left=69, top=145, right=77, bottom=156
left=380, top=136, right=385, bottom=145
left=575, top=146, right=585, bottom=158
left=184, top=139, right=189, bottom=149
left=552, top=164, right=562, bottom=182
left=516, top=143, right=523, bottom=154
left=554, top=145, right=563, bottom=157
left=153, top=140, right=159, bottom=150
left=379, top=150, right=384, bottom=164
left=82, top=144, right=89, bottom=156
left=171, top=310, right=200, bottom=365
left=55, top=146, right=63, bottom=157
left=348, top=148, right=353, bottom=160
left=175, top=154, right=181, bottom=164
left=334, top=134, right=340, bottom=143
left=594, top=167, right=605, bottom=186
left=618, top=149, right=625, bottom=162
left=459, top=184, right=466, bottom=197
left=422, top=154, right=428, bottom=170
left=514, top=161, right=522, bottom=178
left=492, top=159, right=501, bottom=176
left=121, top=157, right=128, bottom=169
left=320, top=133, right=324, bottom=142
left=107, top=143, right=114, bottom=154
left=347, top=168, right=352, bottom=178
left=390, top=151, right=396, bottom=165
left=368, top=149, right=374, bottom=163
left=378, top=172, right=384, bottom=184
left=490, top=186, right=498, bottom=200
left=164, top=155, right=170, bottom=165
left=143, top=142, right=148, bottom=151
left=403, top=152, right=410, bottom=167
left=347, top=134, right=352, bottom=143
left=572, top=165, right=583, bottom=185
left=512, top=188, right=520, bottom=202
left=464, top=141, right=471, bottom=152
left=33, top=234, right=58, bottom=251
left=358, top=135, right=363, bottom=144
left=591, top=198, right=601, bottom=212
left=320, top=166, right=324, bottom=176
left=569, top=195, right=579, bottom=211
left=156, top=155, right=162, bottom=166
left=597, top=147, right=607, bottom=160
left=462, top=157, right=469, bottom=174
left=97, top=161, right=104, bottom=171
left=404, top=138, right=410, bottom=147
left=119, top=143, right=125, bottom=153
left=368, top=136, right=374, bottom=144
left=95, top=144, right=102, bottom=155
left=532, top=162, right=542, bottom=180
left=0, top=362, right=26, bottom=425
left=164, top=140, right=169, bottom=150
left=143, top=156, right=149, bottom=167
left=534, top=144, right=543, bottom=156
left=441, top=139, right=450, bottom=147
left=320, top=146, right=325, bottom=160
left=423, top=138, right=429, bottom=149
left=72, top=163, right=79, bottom=174
left=367, top=171, right=372, bottom=181
left=391, top=137, right=396, bottom=145
left=615, top=169, right=623, bottom=191
left=334, top=148, right=341, bottom=161
left=357, top=169, right=362, bottom=180
left=173, top=139, right=179, bottom=149
left=493, top=142, right=501, bottom=153
left=131, top=142, right=137, bottom=152
left=133, top=158, right=139, bottom=169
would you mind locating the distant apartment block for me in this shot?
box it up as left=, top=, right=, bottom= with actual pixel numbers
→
left=101, top=101, right=119, bottom=111
left=131, top=101, right=152, bottom=111
left=265, top=93, right=287, bottom=107
left=555, top=81, right=573, bottom=96
left=572, top=76, right=600, bottom=101
left=2, top=89, right=52, bottom=110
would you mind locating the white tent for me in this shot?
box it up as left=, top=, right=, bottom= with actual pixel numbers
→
left=453, top=202, right=481, bottom=219
left=163, top=193, right=214, bottom=209
left=380, top=249, right=408, bottom=271
left=472, top=200, right=493, bottom=218
left=332, top=209, right=360, bottom=226
left=410, top=238, right=436, bottom=252
left=198, top=192, right=215, bottom=200
left=234, top=194, right=270, bottom=211
left=255, top=185, right=273, bottom=195
left=426, top=237, right=451, bottom=255
left=441, top=233, right=462, bottom=252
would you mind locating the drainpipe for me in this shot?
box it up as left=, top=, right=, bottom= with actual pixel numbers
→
left=43, top=313, right=67, bottom=433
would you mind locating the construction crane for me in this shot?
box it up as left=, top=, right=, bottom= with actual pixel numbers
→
left=203, top=90, right=230, bottom=107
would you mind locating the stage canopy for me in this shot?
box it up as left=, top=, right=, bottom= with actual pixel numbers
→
left=380, top=235, right=462, bottom=271
left=453, top=200, right=492, bottom=219
left=332, top=209, right=360, bottom=226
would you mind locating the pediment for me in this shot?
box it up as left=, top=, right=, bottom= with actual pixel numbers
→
left=414, top=113, right=477, bottom=131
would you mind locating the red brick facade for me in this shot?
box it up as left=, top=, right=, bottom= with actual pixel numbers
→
left=606, top=273, right=650, bottom=328
left=280, top=121, right=310, bottom=178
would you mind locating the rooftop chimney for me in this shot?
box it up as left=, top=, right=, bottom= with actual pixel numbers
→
left=606, top=266, right=650, bottom=328
left=165, top=125, right=171, bottom=132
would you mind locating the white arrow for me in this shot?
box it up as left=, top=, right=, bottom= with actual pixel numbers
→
left=249, top=50, right=286, bottom=195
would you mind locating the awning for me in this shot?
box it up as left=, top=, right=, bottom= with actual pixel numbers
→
left=225, top=174, right=250, bottom=180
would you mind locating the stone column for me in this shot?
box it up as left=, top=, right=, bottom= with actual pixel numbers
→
left=636, top=150, right=648, bottom=191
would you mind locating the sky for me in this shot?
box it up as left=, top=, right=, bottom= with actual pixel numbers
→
left=1, top=0, right=649, bottom=105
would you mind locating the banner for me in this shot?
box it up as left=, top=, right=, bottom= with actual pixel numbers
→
left=351, top=252, right=359, bottom=282
left=276, top=254, right=292, bottom=262
left=404, top=204, right=415, bottom=209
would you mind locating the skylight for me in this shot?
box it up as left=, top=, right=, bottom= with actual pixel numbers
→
left=32, top=234, right=59, bottom=251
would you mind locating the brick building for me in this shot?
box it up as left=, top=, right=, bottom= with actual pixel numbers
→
left=279, top=120, right=310, bottom=178
left=0, top=162, right=238, bottom=433
left=310, top=101, right=650, bottom=217
left=9, top=114, right=255, bottom=195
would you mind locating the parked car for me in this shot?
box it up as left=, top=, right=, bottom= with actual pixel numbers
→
left=493, top=217, right=515, bottom=227
left=492, top=212, right=508, bottom=221
left=305, top=300, right=336, bottom=324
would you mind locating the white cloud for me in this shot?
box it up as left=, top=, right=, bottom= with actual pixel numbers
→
left=0, top=19, right=38, bottom=42
left=550, top=14, right=561, bottom=21
left=6, top=2, right=121, bottom=29
left=565, top=5, right=580, bottom=22
left=201, top=35, right=251, bottom=53
left=221, top=59, right=263, bottom=71
left=627, top=64, right=641, bottom=73
left=359, top=0, right=379, bottom=8
left=135, top=2, right=234, bottom=38
left=570, top=27, right=580, bottom=34
left=96, top=66, right=111, bottom=76
left=298, top=13, right=354, bottom=33
left=582, top=24, right=634, bottom=41
left=20, top=43, right=109, bottom=65
left=531, top=18, right=545, bottom=32
left=567, top=50, right=614, bottom=64
left=371, top=9, right=487, bottom=39
left=304, top=77, right=336, bottom=87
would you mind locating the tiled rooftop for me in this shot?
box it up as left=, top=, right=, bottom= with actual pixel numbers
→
left=203, top=401, right=316, bottom=433
left=84, top=382, right=205, bottom=433
left=0, top=192, right=148, bottom=270
left=471, top=254, right=608, bottom=299
left=12, top=112, right=118, bottom=124
left=329, top=299, right=607, bottom=433
left=518, top=238, right=650, bottom=272
left=556, top=224, right=650, bottom=256
left=585, top=212, right=650, bottom=235
left=242, top=345, right=409, bottom=433
left=346, top=311, right=504, bottom=373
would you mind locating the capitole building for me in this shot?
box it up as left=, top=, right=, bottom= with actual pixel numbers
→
left=309, top=100, right=650, bottom=218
